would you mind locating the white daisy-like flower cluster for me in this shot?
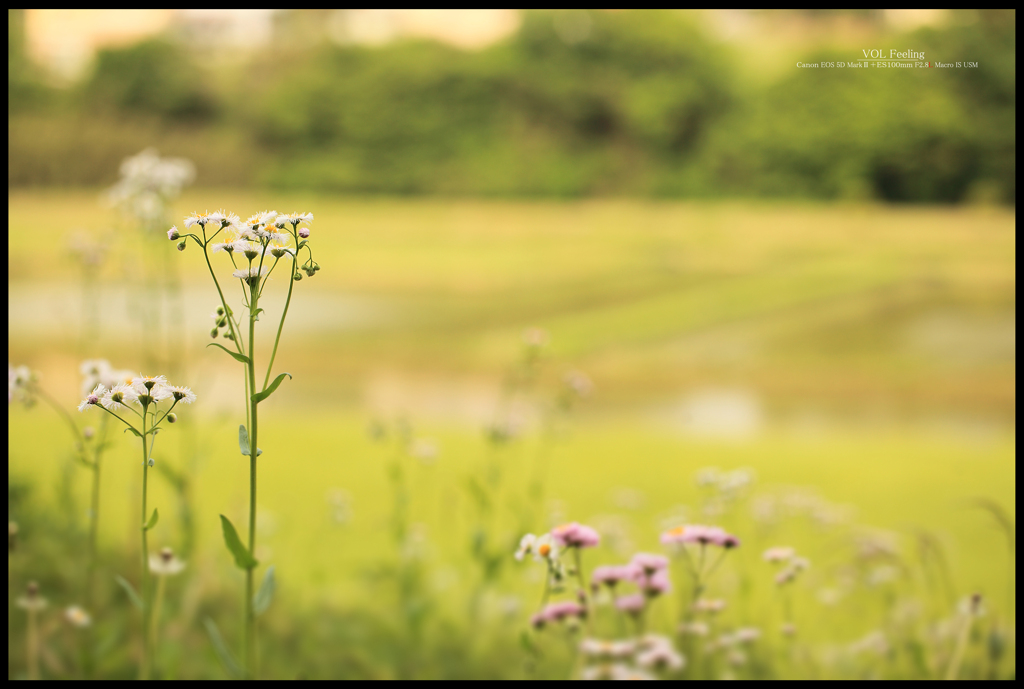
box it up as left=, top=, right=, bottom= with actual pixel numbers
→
left=78, top=373, right=196, bottom=413
left=107, top=148, right=195, bottom=223
left=172, top=209, right=319, bottom=282
left=8, top=363, right=36, bottom=406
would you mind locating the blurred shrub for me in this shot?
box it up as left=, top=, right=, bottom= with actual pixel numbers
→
left=84, top=39, right=218, bottom=122
left=6, top=10, right=1015, bottom=202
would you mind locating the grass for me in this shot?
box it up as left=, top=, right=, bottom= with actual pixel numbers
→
left=7, top=190, right=1015, bottom=678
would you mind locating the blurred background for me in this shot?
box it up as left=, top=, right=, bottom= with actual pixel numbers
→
left=7, top=9, right=1015, bottom=680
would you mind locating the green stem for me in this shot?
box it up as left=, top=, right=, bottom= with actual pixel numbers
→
left=27, top=608, right=40, bottom=680
left=201, top=240, right=246, bottom=358
left=244, top=281, right=260, bottom=679
left=150, top=575, right=167, bottom=669
left=263, top=250, right=298, bottom=390
left=139, top=410, right=151, bottom=680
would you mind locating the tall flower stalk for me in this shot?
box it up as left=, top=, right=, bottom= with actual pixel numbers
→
left=173, top=210, right=317, bottom=678
left=79, top=374, right=196, bottom=679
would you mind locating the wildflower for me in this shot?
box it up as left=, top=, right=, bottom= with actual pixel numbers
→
left=233, top=266, right=272, bottom=282
left=615, top=593, right=646, bottom=616
left=149, top=547, right=187, bottom=576
left=733, top=627, right=761, bottom=644
left=8, top=363, right=34, bottom=404
left=678, top=621, right=709, bottom=637
left=693, top=598, right=727, bottom=614
left=630, top=552, right=669, bottom=574
left=132, top=374, right=168, bottom=392
left=211, top=240, right=238, bottom=254
left=631, top=567, right=672, bottom=597
left=540, top=600, right=587, bottom=622
left=167, top=226, right=180, bottom=241
left=516, top=533, right=559, bottom=563
left=591, top=565, right=634, bottom=589
left=515, top=534, right=537, bottom=561
left=65, top=605, right=92, bottom=628
left=660, top=524, right=739, bottom=548
left=763, top=546, right=795, bottom=563
left=16, top=581, right=47, bottom=611
left=279, top=212, right=314, bottom=227
left=522, top=327, right=548, bottom=349
left=563, top=370, right=593, bottom=398
left=102, top=383, right=138, bottom=411
left=184, top=211, right=212, bottom=228
left=269, top=244, right=294, bottom=259
left=551, top=522, right=600, bottom=549
left=168, top=386, right=196, bottom=404
left=636, top=643, right=684, bottom=672
left=244, top=210, right=278, bottom=228
left=78, top=384, right=105, bottom=412
left=579, top=638, right=636, bottom=660
left=298, top=227, right=310, bottom=239
left=610, top=665, right=656, bottom=681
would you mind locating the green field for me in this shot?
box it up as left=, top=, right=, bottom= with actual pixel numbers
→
left=8, top=191, right=1016, bottom=679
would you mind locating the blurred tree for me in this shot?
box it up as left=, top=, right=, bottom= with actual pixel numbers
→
left=84, top=39, right=218, bottom=122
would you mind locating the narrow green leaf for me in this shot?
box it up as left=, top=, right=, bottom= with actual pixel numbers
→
left=114, top=574, right=143, bottom=611
left=253, top=565, right=276, bottom=616
left=123, top=426, right=143, bottom=437
left=238, top=425, right=250, bottom=456
left=219, top=514, right=258, bottom=570
left=206, top=342, right=251, bottom=364
left=144, top=507, right=159, bottom=531
left=252, top=372, right=292, bottom=405
left=203, top=617, right=243, bottom=679
left=253, top=308, right=264, bottom=322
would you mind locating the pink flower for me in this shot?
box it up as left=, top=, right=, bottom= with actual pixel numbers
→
left=630, top=567, right=672, bottom=597
left=630, top=552, right=669, bottom=574
left=660, top=524, right=740, bottom=549
left=592, top=565, right=633, bottom=588
left=551, top=522, right=600, bottom=549
left=615, top=593, right=646, bottom=615
left=540, top=600, right=587, bottom=622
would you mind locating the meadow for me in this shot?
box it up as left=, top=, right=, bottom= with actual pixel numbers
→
left=8, top=190, right=1016, bottom=679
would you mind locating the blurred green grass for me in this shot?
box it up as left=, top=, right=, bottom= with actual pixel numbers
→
left=7, top=190, right=1015, bottom=678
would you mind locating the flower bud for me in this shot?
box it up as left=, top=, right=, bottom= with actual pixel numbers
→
left=293, top=272, right=302, bottom=281
left=167, top=413, right=177, bottom=424
left=216, top=306, right=225, bottom=316
left=216, top=317, right=227, bottom=328
left=167, top=227, right=180, bottom=241
left=313, top=264, right=320, bottom=272
left=177, top=239, right=187, bottom=252
left=211, top=327, right=219, bottom=339
left=148, top=457, right=155, bottom=467
left=224, top=332, right=235, bottom=341
left=298, top=228, right=310, bottom=239
left=305, top=268, right=315, bottom=277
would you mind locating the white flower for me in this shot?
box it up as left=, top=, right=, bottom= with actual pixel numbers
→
left=244, top=210, right=278, bottom=227
left=763, top=546, right=795, bottom=563
left=101, top=383, right=138, bottom=411
left=233, top=266, right=271, bottom=280
left=269, top=243, right=295, bottom=259
left=515, top=533, right=537, bottom=561
left=237, top=241, right=263, bottom=260
left=149, top=547, right=187, bottom=576
left=269, top=231, right=291, bottom=244
left=579, top=638, right=636, bottom=660
left=131, top=375, right=168, bottom=394
left=532, top=533, right=559, bottom=562
left=279, top=212, right=313, bottom=226
left=78, top=384, right=105, bottom=412
left=636, top=644, right=684, bottom=672
left=65, top=605, right=92, bottom=628
left=169, top=386, right=197, bottom=404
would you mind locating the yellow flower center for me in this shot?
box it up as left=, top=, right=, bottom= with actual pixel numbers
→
left=538, top=543, right=551, bottom=557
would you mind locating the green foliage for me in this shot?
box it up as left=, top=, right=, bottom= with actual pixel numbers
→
left=144, top=507, right=159, bottom=531
left=5, top=12, right=1017, bottom=193
left=219, top=514, right=258, bottom=570
left=84, top=39, right=217, bottom=122
left=252, top=373, right=292, bottom=405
